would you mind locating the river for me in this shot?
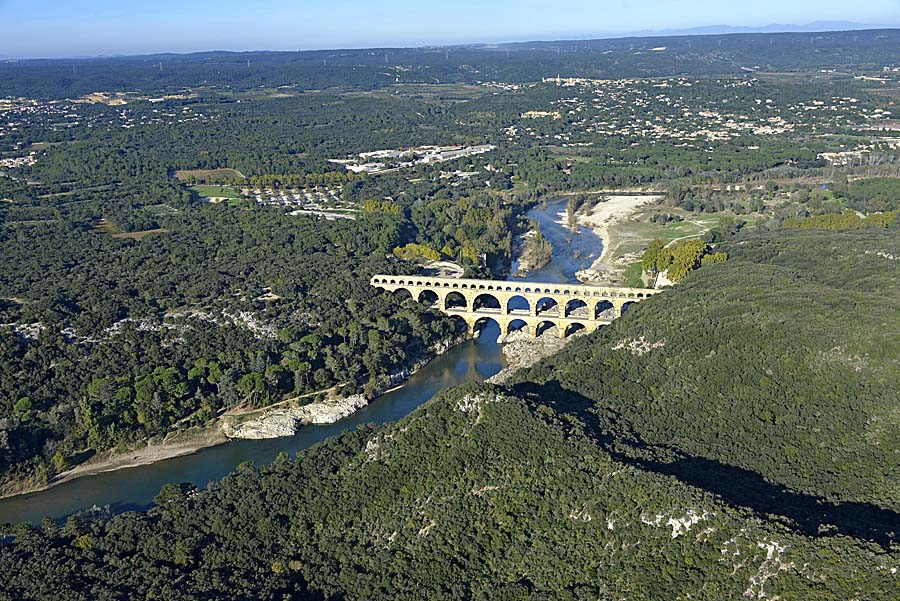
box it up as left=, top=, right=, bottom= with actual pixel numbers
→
left=0, top=198, right=600, bottom=525
left=510, top=197, right=603, bottom=283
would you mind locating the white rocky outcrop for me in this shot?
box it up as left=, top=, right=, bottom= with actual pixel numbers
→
left=222, top=395, right=368, bottom=439
left=744, top=539, right=794, bottom=599
left=487, top=329, right=575, bottom=384
left=641, top=508, right=714, bottom=538
left=455, top=393, right=494, bottom=414
left=611, top=336, right=665, bottom=356
left=865, top=250, right=898, bottom=261
left=455, top=392, right=503, bottom=426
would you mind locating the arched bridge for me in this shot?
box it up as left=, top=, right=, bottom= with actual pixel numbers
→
left=370, top=275, right=661, bottom=339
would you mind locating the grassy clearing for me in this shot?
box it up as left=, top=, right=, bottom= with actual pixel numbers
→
left=615, top=211, right=723, bottom=249
left=623, top=262, right=645, bottom=288
left=597, top=207, right=743, bottom=285
left=174, top=168, right=246, bottom=183
left=93, top=219, right=170, bottom=240
left=189, top=185, right=242, bottom=200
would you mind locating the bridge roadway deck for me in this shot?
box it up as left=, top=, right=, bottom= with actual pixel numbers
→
left=371, top=274, right=660, bottom=339
left=371, top=275, right=658, bottom=300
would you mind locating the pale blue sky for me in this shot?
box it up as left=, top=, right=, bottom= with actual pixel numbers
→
left=1, top=0, right=899, bottom=58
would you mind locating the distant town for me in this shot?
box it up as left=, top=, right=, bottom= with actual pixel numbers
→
left=329, top=144, right=496, bottom=174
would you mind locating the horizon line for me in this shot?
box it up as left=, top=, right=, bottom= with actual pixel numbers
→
left=4, top=23, right=900, bottom=62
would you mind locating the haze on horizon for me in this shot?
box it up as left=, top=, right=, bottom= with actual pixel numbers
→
left=1, top=0, right=899, bottom=59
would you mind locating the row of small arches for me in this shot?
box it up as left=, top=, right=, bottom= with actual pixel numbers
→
left=371, top=277, right=651, bottom=299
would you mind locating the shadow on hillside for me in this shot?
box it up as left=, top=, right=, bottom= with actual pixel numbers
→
left=509, top=380, right=900, bottom=549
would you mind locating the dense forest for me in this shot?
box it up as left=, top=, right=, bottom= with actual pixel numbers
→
left=0, top=77, right=548, bottom=491
left=1, top=228, right=898, bottom=599
left=513, top=228, right=900, bottom=512
left=2, top=52, right=899, bottom=493
left=0, top=200, right=475, bottom=492
left=2, top=25, right=900, bottom=597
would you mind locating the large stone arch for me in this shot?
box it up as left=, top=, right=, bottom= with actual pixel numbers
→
left=565, top=299, right=589, bottom=318
left=621, top=301, right=637, bottom=315
left=472, top=316, right=502, bottom=340
left=535, top=320, right=559, bottom=338
left=506, top=295, right=531, bottom=314
left=418, top=289, right=439, bottom=306
left=595, top=300, right=615, bottom=319
left=445, top=314, right=469, bottom=335
left=384, top=286, right=414, bottom=301
left=445, top=291, right=467, bottom=310
left=535, top=296, right=560, bottom=316
left=565, top=322, right=587, bottom=337
left=473, top=293, right=501, bottom=312
left=507, top=318, right=530, bottom=336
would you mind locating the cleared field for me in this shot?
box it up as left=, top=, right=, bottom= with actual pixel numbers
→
left=587, top=207, right=742, bottom=285
left=174, top=168, right=246, bottom=183
left=92, top=218, right=122, bottom=235
left=189, top=185, right=242, bottom=199
left=93, top=219, right=170, bottom=240
left=613, top=210, right=723, bottom=250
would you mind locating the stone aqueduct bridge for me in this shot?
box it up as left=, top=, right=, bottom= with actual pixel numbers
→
left=371, top=275, right=661, bottom=339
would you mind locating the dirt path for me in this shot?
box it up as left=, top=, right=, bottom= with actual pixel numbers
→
left=222, top=386, right=338, bottom=418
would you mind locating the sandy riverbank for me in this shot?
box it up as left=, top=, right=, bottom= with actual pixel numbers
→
left=64, top=427, right=229, bottom=480
left=581, top=195, right=661, bottom=268
left=0, top=394, right=375, bottom=500
left=560, top=194, right=661, bottom=284
left=0, top=335, right=471, bottom=501
left=0, top=425, right=229, bottom=501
